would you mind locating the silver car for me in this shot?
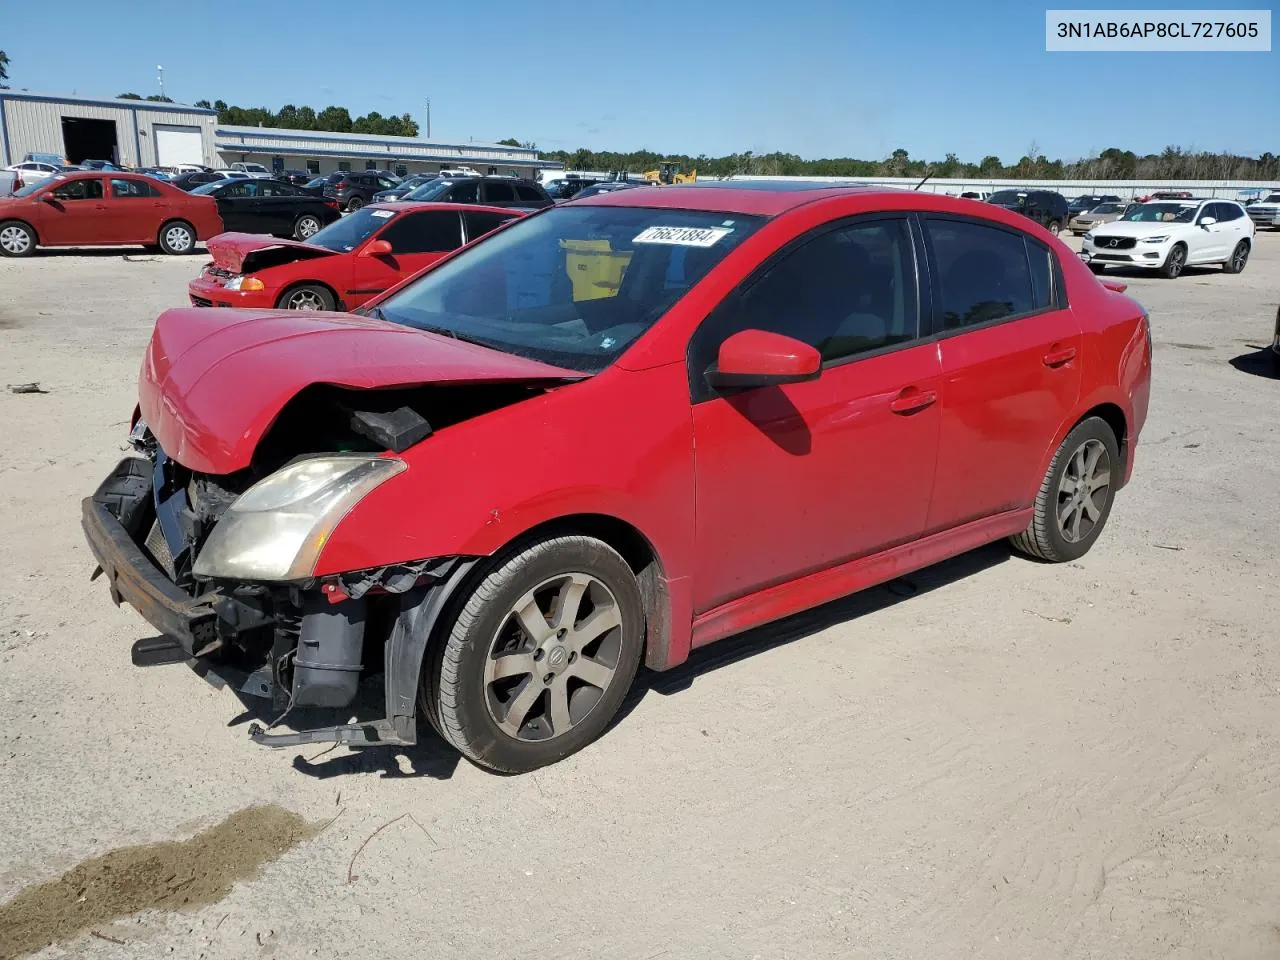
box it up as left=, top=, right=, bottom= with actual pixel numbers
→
left=1069, top=201, right=1130, bottom=235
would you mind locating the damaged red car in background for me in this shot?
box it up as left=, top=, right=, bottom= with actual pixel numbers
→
left=82, top=183, right=1151, bottom=774
left=188, top=203, right=520, bottom=311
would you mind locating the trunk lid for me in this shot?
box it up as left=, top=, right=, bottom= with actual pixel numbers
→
left=206, top=232, right=335, bottom=275
left=138, top=307, right=585, bottom=475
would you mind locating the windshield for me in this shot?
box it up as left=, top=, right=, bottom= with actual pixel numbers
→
left=306, top=207, right=392, bottom=252
left=304, top=176, right=327, bottom=188
left=988, top=190, right=1026, bottom=206
left=1121, top=203, right=1197, bottom=223
left=371, top=205, right=763, bottom=373
left=190, top=180, right=232, bottom=195
left=1264, top=193, right=1280, bottom=204
left=13, top=177, right=55, bottom=198
left=405, top=179, right=460, bottom=201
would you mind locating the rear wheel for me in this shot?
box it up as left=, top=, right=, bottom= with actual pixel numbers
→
left=1048, top=220, right=1062, bottom=236
left=1222, top=240, right=1249, bottom=274
left=1010, top=416, right=1120, bottom=563
left=0, top=221, right=36, bottom=257
left=1159, top=242, right=1186, bottom=279
left=158, top=220, right=195, bottom=255
left=277, top=284, right=335, bottom=311
left=425, top=535, right=645, bottom=773
left=293, top=214, right=323, bottom=240
left=345, top=195, right=364, bottom=212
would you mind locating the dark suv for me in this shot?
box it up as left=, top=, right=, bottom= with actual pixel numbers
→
left=404, top=176, right=552, bottom=209
left=324, top=171, right=402, bottom=211
left=987, top=189, right=1070, bottom=236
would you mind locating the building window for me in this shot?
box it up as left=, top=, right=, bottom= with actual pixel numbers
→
left=488, top=166, right=498, bottom=175
left=365, top=159, right=378, bottom=170
left=338, top=161, right=351, bottom=172
left=307, top=159, right=320, bottom=175
left=395, top=164, right=408, bottom=178
left=271, top=156, right=285, bottom=173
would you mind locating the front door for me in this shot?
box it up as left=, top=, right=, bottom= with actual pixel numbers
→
left=348, top=209, right=464, bottom=305
left=214, top=181, right=260, bottom=233
left=921, top=216, right=1082, bottom=532
left=36, top=176, right=107, bottom=244
left=689, top=216, right=941, bottom=614
left=1190, top=203, right=1231, bottom=263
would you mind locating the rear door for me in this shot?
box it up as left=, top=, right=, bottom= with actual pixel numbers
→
left=257, top=181, right=302, bottom=235
left=106, top=177, right=166, bottom=243
left=922, top=216, right=1081, bottom=533
left=36, top=176, right=108, bottom=244
left=349, top=208, right=464, bottom=305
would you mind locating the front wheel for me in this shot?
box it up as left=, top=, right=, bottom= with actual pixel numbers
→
left=1048, top=220, right=1062, bottom=236
left=0, top=221, right=37, bottom=257
left=1010, top=416, right=1120, bottom=563
left=158, top=220, right=196, bottom=255
left=1159, top=243, right=1186, bottom=279
left=277, top=283, right=335, bottom=311
left=1222, top=240, right=1249, bottom=274
left=426, top=535, right=645, bottom=773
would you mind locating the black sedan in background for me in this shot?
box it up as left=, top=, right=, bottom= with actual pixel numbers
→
left=170, top=170, right=227, bottom=191
left=372, top=173, right=442, bottom=203
left=190, top=178, right=341, bottom=240
left=567, top=180, right=656, bottom=201
left=402, top=175, right=553, bottom=209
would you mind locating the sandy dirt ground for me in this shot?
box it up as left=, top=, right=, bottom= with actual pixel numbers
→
left=1, top=232, right=1278, bottom=960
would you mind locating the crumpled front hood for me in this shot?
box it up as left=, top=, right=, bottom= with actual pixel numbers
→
left=206, top=232, right=335, bottom=274
left=138, top=307, right=584, bottom=474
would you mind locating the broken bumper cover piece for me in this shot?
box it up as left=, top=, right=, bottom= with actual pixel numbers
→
left=81, top=492, right=223, bottom=658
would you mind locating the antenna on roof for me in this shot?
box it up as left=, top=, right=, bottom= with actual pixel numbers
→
left=914, top=172, right=932, bottom=191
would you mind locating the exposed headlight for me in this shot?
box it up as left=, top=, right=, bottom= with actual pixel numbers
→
left=224, top=276, right=264, bottom=292
left=1141, top=235, right=1169, bottom=243
left=192, top=456, right=405, bottom=581
left=1083, top=231, right=1095, bottom=241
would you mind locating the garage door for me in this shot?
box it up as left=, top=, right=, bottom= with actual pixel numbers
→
left=153, top=124, right=204, bottom=167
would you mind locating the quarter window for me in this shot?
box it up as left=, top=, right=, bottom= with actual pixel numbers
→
left=696, top=217, right=919, bottom=374
left=1027, top=240, right=1055, bottom=310
left=378, top=211, right=463, bottom=253
left=515, top=184, right=545, bottom=202
left=926, top=219, right=1035, bottom=331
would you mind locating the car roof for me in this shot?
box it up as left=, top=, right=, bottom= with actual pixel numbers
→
left=573, top=181, right=893, bottom=216
left=366, top=201, right=519, bottom=215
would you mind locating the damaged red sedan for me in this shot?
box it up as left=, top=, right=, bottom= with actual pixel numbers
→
left=82, top=183, right=1152, bottom=773
left=188, top=203, right=520, bottom=311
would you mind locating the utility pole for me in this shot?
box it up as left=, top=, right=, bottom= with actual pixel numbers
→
left=157, top=65, right=165, bottom=99
left=425, top=98, right=431, bottom=139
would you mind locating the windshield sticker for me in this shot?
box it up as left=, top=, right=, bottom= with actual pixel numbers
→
left=633, top=225, right=732, bottom=247
left=371, top=210, right=395, bottom=218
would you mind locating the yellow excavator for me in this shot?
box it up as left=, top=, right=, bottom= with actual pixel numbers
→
left=643, top=160, right=697, bottom=185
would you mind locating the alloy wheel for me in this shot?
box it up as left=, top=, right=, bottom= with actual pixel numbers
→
left=1057, top=439, right=1111, bottom=543
left=1167, top=246, right=1185, bottom=277
left=1231, top=243, right=1249, bottom=272
left=0, top=225, right=32, bottom=255
left=286, top=289, right=326, bottom=310
left=298, top=216, right=321, bottom=239
left=484, top=572, right=624, bottom=742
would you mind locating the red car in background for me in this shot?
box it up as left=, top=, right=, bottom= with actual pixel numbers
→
left=0, top=171, right=222, bottom=257
left=187, top=202, right=521, bottom=311
left=83, top=184, right=1151, bottom=774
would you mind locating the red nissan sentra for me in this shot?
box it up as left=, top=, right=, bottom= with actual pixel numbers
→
left=188, top=202, right=520, bottom=311
left=82, top=183, right=1152, bottom=773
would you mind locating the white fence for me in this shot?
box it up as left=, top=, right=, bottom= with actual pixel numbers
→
left=718, top=175, right=1278, bottom=200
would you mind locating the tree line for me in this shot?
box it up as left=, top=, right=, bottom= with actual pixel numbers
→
left=544, top=144, right=1280, bottom=183
left=0, top=49, right=9, bottom=88
left=191, top=100, right=419, bottom=138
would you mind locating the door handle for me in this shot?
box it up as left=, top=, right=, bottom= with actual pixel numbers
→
left=1043, top=346, right=1077, bottom=367
left=889, top=388, right=938, bottom=414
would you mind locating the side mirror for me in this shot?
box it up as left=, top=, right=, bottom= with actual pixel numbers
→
left=706, top=329, right=821, bottom=390
left=42, top=193, right=61, bottom=203
left=1199, top=216, right=1217, bottom=227
left=361, top=239, right=393, bottom=257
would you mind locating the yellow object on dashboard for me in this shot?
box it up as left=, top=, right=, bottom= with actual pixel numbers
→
left=560, top=239, right=632, bottom=301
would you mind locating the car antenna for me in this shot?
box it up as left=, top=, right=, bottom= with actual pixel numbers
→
left=914, top=172, right=932, bottom=191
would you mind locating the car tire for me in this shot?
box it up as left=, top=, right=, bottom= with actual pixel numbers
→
left=1159, top=242, right=1187, bottom=279
left=293, top=214, right=323, bottom=241
left=345, top=196, right=364, bottom=212
left=424, top=535, right=645, bottom=774
left=1010, top=416, right=1120, bottom=563
left=1222, top=240, right=1249, bottom=274
left=1087, top=262, right=1106, bottom=274
left=0, top=220, right=37, bottom=257
left=276, top=284, right=336, bottom=311
left=1048, top=220, right=1062, bottom=236
left=157, top=220, right=196, bottom=255
left=1271, top=349, right=1280, bottom=376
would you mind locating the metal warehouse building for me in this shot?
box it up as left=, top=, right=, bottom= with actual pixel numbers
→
left=0, top=90, right=560, bottom=180
left=214, top=125, right=559, bottom=180
left=0, top=91, right=217, bottom=168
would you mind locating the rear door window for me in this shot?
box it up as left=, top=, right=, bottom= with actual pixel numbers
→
left=448, top=180, right=479, bottom=202
left=515, top=184, right=545, bottom=202
left=926, top=219, right=1036, bottom=331
left=110, top=178, right=159, bottom=198
left=482, top=181, right=517, bottom=203
left=463, top=210, right=517, bottom=242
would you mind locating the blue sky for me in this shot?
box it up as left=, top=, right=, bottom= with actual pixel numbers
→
left=4, top=0, right=1275, bottom=161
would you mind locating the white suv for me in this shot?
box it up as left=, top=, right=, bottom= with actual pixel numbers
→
left=1080, top=198, right=1254, bottom=279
